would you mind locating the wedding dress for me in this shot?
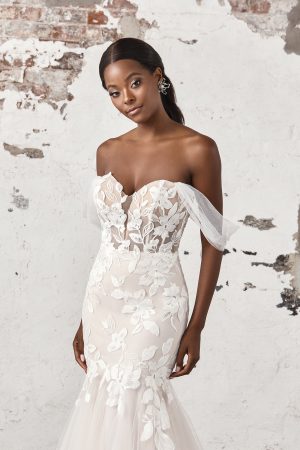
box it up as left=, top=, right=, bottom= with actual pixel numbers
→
left=56, top=171, right=239, bottom=450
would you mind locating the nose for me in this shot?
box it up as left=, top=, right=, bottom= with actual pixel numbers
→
left=123, top=87, right=135, bottom=105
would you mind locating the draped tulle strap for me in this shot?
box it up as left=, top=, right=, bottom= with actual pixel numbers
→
left=176, top=182, right=240, bottom=251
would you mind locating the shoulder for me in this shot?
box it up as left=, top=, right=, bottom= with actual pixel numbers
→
left=178, top=126, right=222, bottom=206
left=96, top=139, right=112, bottom=175
left=96, top=130, right=135, bottom=156
left=96, top=134, right=130, bottom=175
left=97, top=129, right=135, bottom=149
left=96, top=136, right=122, bottom=154
left=180, top=126, right=220, bottom=164
left=179, top=126, right=221, bottom=177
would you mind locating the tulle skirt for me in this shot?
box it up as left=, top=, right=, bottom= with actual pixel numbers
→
left=56, top=370, right=203, bottom=449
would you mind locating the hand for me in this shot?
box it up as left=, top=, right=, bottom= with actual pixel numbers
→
left=73, top=321, right=87, bottom=373
left=169, top=326, right=201, bottom=379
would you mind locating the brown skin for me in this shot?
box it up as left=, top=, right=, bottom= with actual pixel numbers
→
left=74, top=58, right=224, bottom=379
left=73, top=321, right=87, bottom=373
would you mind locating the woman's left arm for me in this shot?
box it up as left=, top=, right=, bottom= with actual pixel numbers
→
left=169, top=136, right=224, bottom=378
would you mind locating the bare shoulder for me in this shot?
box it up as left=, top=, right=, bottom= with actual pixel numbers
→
left=96, top=129, right=143, bottom=174
left=96, top=137, right=124, bottom=175
left=179, top=126, right=221, bottom=177
left=95, top=139, right=110, bottom=175
left=96, top=129, right=134, bottom=156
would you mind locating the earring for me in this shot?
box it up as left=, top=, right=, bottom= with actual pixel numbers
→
left=158, top=77, right=170, bottom=95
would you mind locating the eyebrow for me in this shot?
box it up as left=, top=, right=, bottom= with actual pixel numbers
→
left=106, top=72, right=143, bottom=89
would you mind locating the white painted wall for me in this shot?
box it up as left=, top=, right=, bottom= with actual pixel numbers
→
left=1, top=1, right=299, bottom=449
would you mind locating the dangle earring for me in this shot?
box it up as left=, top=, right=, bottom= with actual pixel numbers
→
left=157, top=77, right=170, bottom=95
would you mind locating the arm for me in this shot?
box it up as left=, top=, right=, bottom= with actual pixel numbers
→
left=73, top=319, right=87, bottom=373
left=188, top=136, right=223, bottom=332
left=73, top=141, right=110, bottom=372
left=169, top=136, right=224, bottom=378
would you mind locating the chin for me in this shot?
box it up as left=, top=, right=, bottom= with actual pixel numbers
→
left=129, top=115, right=144, bottom=123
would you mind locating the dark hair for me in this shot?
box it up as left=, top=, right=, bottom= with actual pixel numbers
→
left=99, top=37, right=185, bottom=125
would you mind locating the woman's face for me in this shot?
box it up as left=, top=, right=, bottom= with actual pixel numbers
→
left=103, top=59, right=163, bottom=122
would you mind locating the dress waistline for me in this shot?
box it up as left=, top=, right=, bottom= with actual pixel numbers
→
left=98, top=242, right=179, bottom=259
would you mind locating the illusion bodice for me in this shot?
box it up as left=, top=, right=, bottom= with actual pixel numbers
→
left=89, top=172, right=190, bottom=253
left=85, top=171, right=240, bottom=253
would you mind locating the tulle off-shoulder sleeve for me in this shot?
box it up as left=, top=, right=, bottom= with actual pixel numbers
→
left=82, top=177, right=102, bottom=229
left=176, top=182, right=240, bottom=251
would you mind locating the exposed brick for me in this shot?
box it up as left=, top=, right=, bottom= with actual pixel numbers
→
left=4, top=20, right=34, bottom=39
left=0, top=0, right=155, bottom=108
left=30, top=22, right=55, bottom=41
left=42, top=6, right=87, bottom=24
left=250, top=0, right=270, bottom=14
left=0, top=5, right=42, bottom=20
left=107, top=0, right=138, bottom=18
left=229, top=0, right=271, bottom=14
left=0, top=5, right=18, bottom=19
left=17, top=6, right=42, bottom=21
left=45, top=0, right=95, bottom=6
left=84, top=26, right=119, bottom=47
left=87, top=10, right=108, bottom=25
left=50, top=24, right=87, bottom=43
left=30, top=22, right=87, bottom=44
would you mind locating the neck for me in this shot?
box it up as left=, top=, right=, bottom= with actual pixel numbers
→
left=134, top=105, right=176, bottom=141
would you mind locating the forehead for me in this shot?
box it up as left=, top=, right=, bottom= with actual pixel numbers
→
left=104, top=59, right=148, bottom=88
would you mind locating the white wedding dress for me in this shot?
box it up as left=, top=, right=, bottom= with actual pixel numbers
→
left=56, top=171, right=239, bottom=450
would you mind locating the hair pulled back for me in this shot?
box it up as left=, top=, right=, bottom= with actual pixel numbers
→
left=99, top=37, right=184, bottom=125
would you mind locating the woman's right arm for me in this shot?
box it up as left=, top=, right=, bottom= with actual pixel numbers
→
left=73, top=320, right=87, bottom=373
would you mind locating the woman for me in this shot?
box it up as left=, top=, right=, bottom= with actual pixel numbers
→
left=57, top=37, right=239, bottom=450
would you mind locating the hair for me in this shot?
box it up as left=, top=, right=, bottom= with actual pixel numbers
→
left=99, top=37, right=185, bottom=125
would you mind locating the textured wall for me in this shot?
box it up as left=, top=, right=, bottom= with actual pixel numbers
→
left=1, top=1, right=300, bottom=449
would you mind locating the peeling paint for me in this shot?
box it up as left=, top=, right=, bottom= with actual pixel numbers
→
left=0, top=1, right=155, bottom=115
left=272, top=254, right=291, bottom=273
left=11, top=187, right=29, bottom=209
left=243, top=282, right=256, bottom=290
left=251, top=261, right=273, bottom=267
left=225, top=0, right=300, bottom=54
left=248, top=205, right=300, bottom=314
left=178, top=38, right=198, bottom=45
left=274, top=205, right=300, bottom=314
left=0, top=42, right=85, bottom=109
left=242, top=250, right=257, bottom=255
left=277, top=287, right=300, bottom=315
left=240, top=214, right=275, bottom=230
left=4, top=142, right=44, bottom=158
left=285, top=0, right=300, bottom=55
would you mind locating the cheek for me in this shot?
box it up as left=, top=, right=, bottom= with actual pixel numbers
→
left=110, top=97, right=122, bottom=111
left=140, top=85, right=156, bottom=106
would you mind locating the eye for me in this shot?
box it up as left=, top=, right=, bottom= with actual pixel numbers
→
left=109, top=91, right=119, bottom=98
left=131, top=78, right=141, bottom=88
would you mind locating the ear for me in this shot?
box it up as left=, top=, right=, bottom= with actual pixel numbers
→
left=153, top=66, right=163, bottom=82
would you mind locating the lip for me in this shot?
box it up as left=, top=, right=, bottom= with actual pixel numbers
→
left=127, top=106, right=142, bottom=116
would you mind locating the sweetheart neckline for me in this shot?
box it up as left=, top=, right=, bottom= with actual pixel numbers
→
left=95, top=171, right=192, bottom=198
